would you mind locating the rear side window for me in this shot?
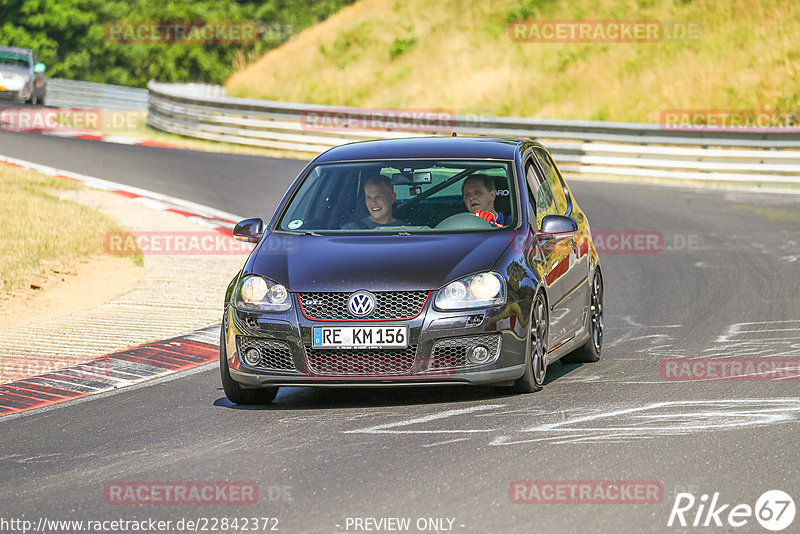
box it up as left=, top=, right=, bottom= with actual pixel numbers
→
left=525, top=160, right=557, bottom=230
left=533, top=148, right=569, bottom=215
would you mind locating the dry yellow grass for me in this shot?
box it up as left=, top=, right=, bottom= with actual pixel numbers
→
left=226, top=0, right=800, bottom=122
left=0, top=165, right=127, bottom=292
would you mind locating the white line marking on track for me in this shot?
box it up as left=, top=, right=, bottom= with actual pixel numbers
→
left=421, top=437, right=473, bottom=448
left=490, top=398, right=800, bottom=446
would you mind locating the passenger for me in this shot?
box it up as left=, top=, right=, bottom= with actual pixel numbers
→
left=462, top=174, right=505, bottom=227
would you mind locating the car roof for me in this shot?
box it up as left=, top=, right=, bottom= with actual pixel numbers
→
left=0, top=46, right=33, bottom=56
left=313, top=136, right=533, bottom=163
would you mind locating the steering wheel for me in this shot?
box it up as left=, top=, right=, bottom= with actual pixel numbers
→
left=434, top=212, right=494, bottom=230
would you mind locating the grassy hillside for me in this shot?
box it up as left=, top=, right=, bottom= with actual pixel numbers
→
left=225, top=0, right=799, bottom=122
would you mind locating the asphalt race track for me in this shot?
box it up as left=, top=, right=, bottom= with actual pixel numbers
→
left=1, top=130, right=799, bottom=533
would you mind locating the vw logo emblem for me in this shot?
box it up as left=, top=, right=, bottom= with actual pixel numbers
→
left=347, top=291, right=376, bottom=317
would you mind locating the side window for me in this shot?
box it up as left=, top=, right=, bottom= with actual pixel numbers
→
left=533, top=148, right=569, bottom=215
left=525, top=159, right=557, bottom=229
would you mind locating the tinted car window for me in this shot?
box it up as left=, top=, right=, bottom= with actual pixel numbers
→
left=0, top=52, right=30, bottom=68
left=525, top=160, right=557, bottom=229
left=533, top=147, right=569, bottom=215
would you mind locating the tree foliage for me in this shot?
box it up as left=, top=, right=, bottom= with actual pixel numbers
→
left=0, top=0, right=354, bottom=86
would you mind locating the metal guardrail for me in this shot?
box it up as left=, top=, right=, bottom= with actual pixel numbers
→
left=147, top=81, right=800, bottom=184
left=47, top=78, right=148, bottom=110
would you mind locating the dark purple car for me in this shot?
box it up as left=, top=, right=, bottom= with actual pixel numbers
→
left=221, top=137, right=603, bottom=404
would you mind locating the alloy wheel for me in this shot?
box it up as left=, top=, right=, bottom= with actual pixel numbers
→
left=590, top=273, right=604, bottom=354
left=531, top=294, right=548, bottom=386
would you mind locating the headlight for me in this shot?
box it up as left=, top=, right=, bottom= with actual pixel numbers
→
left=435, top=272, right=506, bottom=310
left=235, top=275, right=291, bottom=312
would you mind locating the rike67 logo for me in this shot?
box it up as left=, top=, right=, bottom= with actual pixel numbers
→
left=668, top=490, right=795, bottom=531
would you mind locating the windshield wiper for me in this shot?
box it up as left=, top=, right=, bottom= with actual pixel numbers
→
left=283, top=230, right=322, bottom=236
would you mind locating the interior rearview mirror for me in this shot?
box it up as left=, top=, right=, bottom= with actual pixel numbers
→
left=392, top=171, right=432, bottom=185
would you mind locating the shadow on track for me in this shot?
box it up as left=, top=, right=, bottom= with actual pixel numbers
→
left=212, top=360, right=586, bottom=411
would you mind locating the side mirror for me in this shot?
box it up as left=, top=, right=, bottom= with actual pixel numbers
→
left=34, top=63, right=46, bottom=73
left=535, top=214, right=578, bottom=239
left=233, top=217, right=264, bottom=243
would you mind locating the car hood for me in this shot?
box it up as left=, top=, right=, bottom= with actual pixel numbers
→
left=248, top=231, right=516, bottom=292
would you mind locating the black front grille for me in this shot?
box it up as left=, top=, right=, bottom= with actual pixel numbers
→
left=427, top=334, right=501, bottom=370
left=298, top=291, right=428, bottom=320
left=305, top=346, right=417, bottom=376
left=237, top=336, right=297, bottom=372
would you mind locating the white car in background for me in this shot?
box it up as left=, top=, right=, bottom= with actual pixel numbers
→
left=0, top=46, right=47, bottom=105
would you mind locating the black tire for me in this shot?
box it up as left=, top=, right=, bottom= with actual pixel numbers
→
left=510, top=291, right=548, bottom=393
left=562, top=269, right=603, bottom=364
left=219, top=326, right=279, bottom=404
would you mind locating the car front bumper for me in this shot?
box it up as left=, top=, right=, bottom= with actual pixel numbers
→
left=223, top=293, right=530, bottom=388
left=0, top=79, right=29, bottom=100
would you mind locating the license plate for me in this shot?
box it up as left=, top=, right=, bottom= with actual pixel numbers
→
left=312, top=325, right=408, bottom=348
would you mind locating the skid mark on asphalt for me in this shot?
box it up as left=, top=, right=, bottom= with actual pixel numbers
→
left=653, top=320, right=800, bottom=360
left=342, top=404, right=507, bottom=435
left=343, top=399, right=800, bottom=447
left=716, top=320, right=800, bottom=343
left=490, top=399, right=800, bottom=445
left=603, top=315, right=683, bottom=351
left=422, top=437, right=473, bottom=448
left=595, top=318, right=800, bottom=382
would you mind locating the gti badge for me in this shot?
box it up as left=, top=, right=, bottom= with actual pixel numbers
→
left=347, top=291, right=376, bottom=317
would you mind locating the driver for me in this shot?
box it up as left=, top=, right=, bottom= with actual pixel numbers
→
left=462, top=174, right=505, bottom=227
left=343, top=173, right=405, bottom=229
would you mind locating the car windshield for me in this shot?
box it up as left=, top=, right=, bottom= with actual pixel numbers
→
left=276, top=159, right=517, bottom=234
left=0, top=53, right=30, bottom=67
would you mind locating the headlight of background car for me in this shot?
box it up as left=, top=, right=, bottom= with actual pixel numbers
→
left=234, top=275, right=291, bottom=312
left=434, top=272, right=506, bottom=310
